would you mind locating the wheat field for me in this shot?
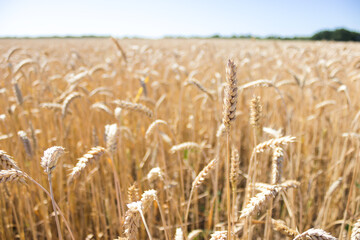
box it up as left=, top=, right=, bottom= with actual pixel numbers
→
left=0, top=38, right=360, bottom=239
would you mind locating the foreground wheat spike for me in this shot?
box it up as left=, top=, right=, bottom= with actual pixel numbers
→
left=352, top=219, right=360, bottom=240
left=174, top=228, right=183, bottom=240
left=255, top=136, right=296, bottom=153
left=18, top=130, right=33, bottom=157
left=272, top=219, right=299, bottom=238
left=210, top=231, right=227, bottom=240
left=68, top=146, right=106, bottom=182
left=293, top=228, right=337, bottom=240
left=113, top=100, right=153, bottom=118
left=222, top=59, right=238, bottom=131
left=240, top=180, right=300, bottom=218
left=170, top=142, right=201, bottom=154
left=240, top=188, right=278, bottom=219
left=0, top=169, right=26, bottom=183
left=145, top=119, right=168, bottom=140
left=61, top=92, right=82, bottom=118
left=271, top=147, right=284, bottom=184
left=40, top=146, right=65, bottom=174
left=105, top=124, right=119, bottom=154
left=0, top=150, right=19, bottom=170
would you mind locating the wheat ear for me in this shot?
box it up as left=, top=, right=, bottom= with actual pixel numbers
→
left=0, top=169, right=26, bottom=183
left=128, top=183, right=140, bottom=203
left=240, top=180, right=300, bottom=218
left=61, top=92, right=82, bottom=118
left=68, top=146, right=106, bottom=182
left=145, top=119, right=168, bottom=140
left=294, top=228, right=337, bottom=240
left=271, top=219, right=299, bottom=238
left=250, top=96, right=263, bottom=137
left=113, top=100, right=153, bottom=118
left=0, top=150, right=19, bottom=170
left=352, top=219, right=360, bottom=240
left=170, top=142, right=201, bottom=154
left=18, top=130, right=33, bottom=157
left=175, top=227, right=183, bottom=240
left=210, top=231, right=227, bottom=240
left=255, top=136, right=296, bottom=153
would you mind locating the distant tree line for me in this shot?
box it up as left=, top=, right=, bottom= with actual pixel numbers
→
left=208, top=28, right=360, bottom=42
left=310, top=28, right=360, bottom=41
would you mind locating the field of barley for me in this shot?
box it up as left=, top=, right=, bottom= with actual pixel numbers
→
left=0, top=38, right=360, bottom=240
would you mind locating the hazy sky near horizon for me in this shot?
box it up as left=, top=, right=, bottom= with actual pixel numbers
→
left=0, top=0, right=359, bottom=38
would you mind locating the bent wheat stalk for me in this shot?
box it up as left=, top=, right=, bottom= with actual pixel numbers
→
left=185, top=158, right=217, bottom=234
left=40, top=146, right=65, bottom=240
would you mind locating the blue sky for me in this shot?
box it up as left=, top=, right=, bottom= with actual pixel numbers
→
left=0, top=0, right=359, bottom=38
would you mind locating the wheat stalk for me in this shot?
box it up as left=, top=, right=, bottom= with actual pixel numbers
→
left=222, top=59, right=238, bottom=239
left=40, top=146, right=65, bottom=240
